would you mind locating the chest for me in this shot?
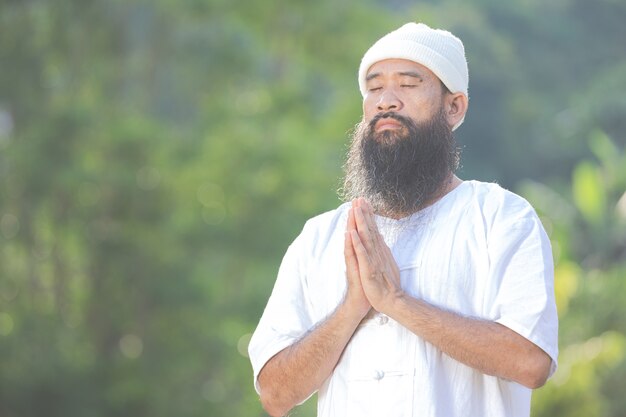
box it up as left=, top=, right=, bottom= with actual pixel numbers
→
left=304, top=217, right=491, bottom=321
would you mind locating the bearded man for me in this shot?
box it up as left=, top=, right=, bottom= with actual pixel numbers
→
left=248, top=22, right=558, bottom=417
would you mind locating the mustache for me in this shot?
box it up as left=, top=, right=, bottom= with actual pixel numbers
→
left=368, top=112, right=414, bottom=131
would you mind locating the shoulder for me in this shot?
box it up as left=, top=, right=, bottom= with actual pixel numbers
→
left=290, top=202, right=351, bottom=254
left=304, top=201, right=351, bottom=225
left=302, top=203, right=351, bottom=237
left=464, top=180, right=537, bottom=221
left=459, top=180, right=545, bottom=241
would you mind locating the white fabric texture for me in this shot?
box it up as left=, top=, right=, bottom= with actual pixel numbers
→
left=249, top=180, right=559, bottom=417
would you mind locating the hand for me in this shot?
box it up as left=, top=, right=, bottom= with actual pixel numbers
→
left=348, top=198, right=403, bottom=314
left=344, top=200, right=372, bottom=319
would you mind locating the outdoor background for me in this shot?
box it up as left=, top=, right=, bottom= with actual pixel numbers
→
left=1, top=0, right=625, bottom=416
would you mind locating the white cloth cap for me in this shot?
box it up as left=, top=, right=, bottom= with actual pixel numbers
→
left=358, top=22, right=469, bottom=130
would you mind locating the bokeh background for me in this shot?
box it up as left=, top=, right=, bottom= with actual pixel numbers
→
left=1, top=0, right=626, bottom=416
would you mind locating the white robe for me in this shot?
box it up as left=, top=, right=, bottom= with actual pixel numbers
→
left=249, top=180, right=558, bottom=417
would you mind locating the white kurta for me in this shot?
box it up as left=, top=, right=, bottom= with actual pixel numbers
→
left=249, top=180, right=559, bottom=417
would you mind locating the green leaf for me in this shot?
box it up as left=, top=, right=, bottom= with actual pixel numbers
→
left=572, top=161, right=606, bottom=223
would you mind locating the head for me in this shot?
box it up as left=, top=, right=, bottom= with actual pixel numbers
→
left=341, top=23, right=469, bottom=217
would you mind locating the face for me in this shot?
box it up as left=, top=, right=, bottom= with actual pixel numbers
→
left=363, top=58, right=447, bottom=131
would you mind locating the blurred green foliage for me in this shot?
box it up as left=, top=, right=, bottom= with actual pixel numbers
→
left=0, top=0, right=625, bottom=416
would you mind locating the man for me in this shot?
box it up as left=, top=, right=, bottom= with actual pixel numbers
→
left=248, top=22, right=558, bottom=417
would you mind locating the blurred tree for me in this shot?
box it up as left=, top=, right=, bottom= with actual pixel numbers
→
left=522, top=131, right=626, bottom=417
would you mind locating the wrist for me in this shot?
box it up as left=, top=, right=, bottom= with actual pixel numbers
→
left=341, top=296, right=370, bottom=322
left=382, top=289, right=410, bottom=317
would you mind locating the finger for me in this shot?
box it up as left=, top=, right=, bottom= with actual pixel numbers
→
left=384, top=245, right=397, bottom=269
left=355, top=206, right=388, bottom=271
left=358, top=202, right=401, bottom=288
left=355, top=202, right=387, bottom=265
left=347, top=203, right=357, bottom=232
left=382, top=245, right=400, bottom=280
left=350, top=229, right=372, bottom=272
left=356, top=199, right=379, bottom=237
left=344, top=231, right=360, bottom=278
left=351, top=231, right=384, bottom=295
left=353, top=205, right=375, bottom=252
left=361, top=200, right=384, bottom=247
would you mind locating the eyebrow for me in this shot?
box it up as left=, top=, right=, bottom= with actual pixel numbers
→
left=398, top=71, right=424, bottom=81
left=365, top=72, right=382, bottom=82
left=365, top=71, right=424, bottom=82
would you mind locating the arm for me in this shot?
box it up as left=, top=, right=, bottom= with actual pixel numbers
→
left=347, top=198, right=552, bottom=389
left=257, top=301, right=364, bottom=416
left=390, top=294, right=552, bottom=388
left=257, top=207, right=371, bottom=416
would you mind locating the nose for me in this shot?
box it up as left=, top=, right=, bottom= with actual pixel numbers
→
left=376, top=90, right=402, bottom=112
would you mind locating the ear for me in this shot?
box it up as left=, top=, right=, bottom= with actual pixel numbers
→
left=444, top=92, right=469, bottom=129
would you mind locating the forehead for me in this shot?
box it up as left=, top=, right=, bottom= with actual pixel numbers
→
left=366, top=58, right=439, bottom=81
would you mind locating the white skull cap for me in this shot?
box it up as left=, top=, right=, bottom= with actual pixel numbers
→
left=358, top=23, right=469, bottom=130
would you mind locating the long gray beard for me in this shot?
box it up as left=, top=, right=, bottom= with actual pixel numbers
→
left=340, top=109, right=460, bottom=218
